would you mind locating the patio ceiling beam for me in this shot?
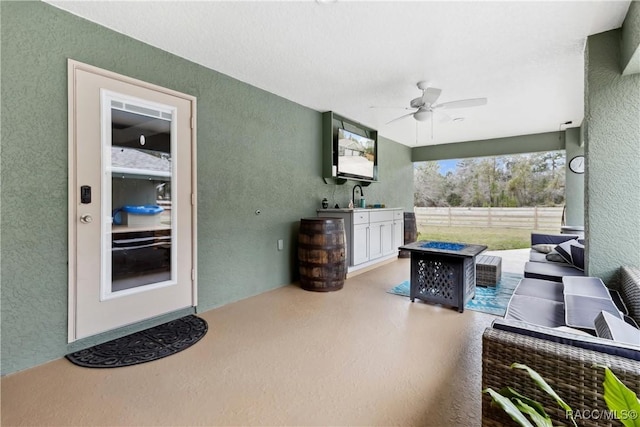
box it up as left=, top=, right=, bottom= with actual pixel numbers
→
left=411, top=130, right=568, bottom=163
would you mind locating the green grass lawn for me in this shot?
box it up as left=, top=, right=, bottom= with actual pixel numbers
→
left=417, top=226, right=554, bottom=250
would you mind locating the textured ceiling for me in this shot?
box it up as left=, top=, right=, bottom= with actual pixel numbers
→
left=46, top=0, right=631, bottom=147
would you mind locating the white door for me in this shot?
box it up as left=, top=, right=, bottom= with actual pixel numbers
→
left=68, top=60, right=197, bottom=341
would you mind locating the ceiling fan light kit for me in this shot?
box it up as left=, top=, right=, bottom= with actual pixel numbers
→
left=413, top=109, right=431, bottom=122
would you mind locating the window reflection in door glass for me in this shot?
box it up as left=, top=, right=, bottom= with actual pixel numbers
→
left=109, top=102, right=173, bottom=293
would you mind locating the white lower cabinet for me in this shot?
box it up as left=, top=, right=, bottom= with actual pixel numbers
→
left=392, top=209, right=404, bottom=253
left=381, top=221, right=395, bottom=256
left=369, top=221, right=384, bottom=259
left=318, top=208, right=404, bottom=273
left=352, top=223, right=370, bottom=265
left=370, top=210, right=394, bottom=259
left=392, top=218, right=403, bottom=252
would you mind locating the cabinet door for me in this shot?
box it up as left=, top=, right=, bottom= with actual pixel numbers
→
left=352, top=223, right=369, bottom=265
left=369, top=222, right=383, bottom=260
left=393, top=220, right=404, bottom=252
left=381, top=221, right=395, bottom=256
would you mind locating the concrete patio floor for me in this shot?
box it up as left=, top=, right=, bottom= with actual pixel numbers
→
left=484, top=248, right=530, bottom=275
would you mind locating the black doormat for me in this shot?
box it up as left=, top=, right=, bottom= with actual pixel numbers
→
left=66, top=315, right=208, bottom=368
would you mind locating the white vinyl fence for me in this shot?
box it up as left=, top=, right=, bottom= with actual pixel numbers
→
left=414, top=206, right=563, bottom=231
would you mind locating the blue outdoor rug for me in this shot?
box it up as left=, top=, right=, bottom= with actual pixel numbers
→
left=387, top=272, right=523, bottom=316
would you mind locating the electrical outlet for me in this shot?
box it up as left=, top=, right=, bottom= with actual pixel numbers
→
left=277, top=239, right=284, bottom=251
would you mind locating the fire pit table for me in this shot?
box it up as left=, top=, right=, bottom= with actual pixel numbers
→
left=399, top=241, right=487, bottom=312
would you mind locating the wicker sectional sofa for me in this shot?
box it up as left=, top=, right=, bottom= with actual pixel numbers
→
left=482, top=265, right=640, bottom=427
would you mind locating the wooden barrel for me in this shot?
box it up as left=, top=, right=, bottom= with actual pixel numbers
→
left=399, top=212, right=418, bottom=258
left=298, top=217, right=346, bottom=292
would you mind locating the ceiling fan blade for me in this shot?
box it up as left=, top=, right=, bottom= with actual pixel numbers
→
left=370, top=106, right=414, bottom=110
left=434, top=98, right=487, bottom=110
left=421, top=87, right=442, bottom=105
left=386, top=111, right=416, bottom=125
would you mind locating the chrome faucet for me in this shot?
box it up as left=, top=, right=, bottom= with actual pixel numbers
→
left=352, top=184, right=364, bottom=206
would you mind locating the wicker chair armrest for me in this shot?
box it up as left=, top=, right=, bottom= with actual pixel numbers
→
left=482, top=327, right=640, bottom=427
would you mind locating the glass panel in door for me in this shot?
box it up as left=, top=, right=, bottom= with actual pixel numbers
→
left=103, top=92, right=176, bottom=298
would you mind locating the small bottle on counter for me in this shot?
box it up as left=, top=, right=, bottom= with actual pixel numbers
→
left=322, top=198, right=329, bottom=209
left=348, top=199, right=354, bottom=209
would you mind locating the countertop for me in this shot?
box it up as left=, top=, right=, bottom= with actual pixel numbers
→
left=317, top=207, right=402, bottom=213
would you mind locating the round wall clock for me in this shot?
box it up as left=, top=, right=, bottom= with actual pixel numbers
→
left=569, top=155, right=585, bottom=174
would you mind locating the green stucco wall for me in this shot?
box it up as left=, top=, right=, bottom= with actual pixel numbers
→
left=564, top=127, right=584, bottom=227
left=411, top=131, right=567, bottom=162
left=585, top=29, right=640, bottom=282
left=0, top=2, right=413, bottom=375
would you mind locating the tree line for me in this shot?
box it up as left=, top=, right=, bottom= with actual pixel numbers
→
left=414, top=151, right=566, bottom=208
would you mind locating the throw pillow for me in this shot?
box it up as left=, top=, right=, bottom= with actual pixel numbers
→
left=554, top=239, right=584, bottom=268
left=545, top=251, right=567, bottom=263
left=532, top=244, right=555, bottom=254
left=570, top=244, right=585, bottom=271
left=595, top=311, right=640, bottom=345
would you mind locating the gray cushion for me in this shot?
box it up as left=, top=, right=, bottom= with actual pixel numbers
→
left=529, top=250, right=548, bottom=263
left=505, top=294, right=566, bottom=328
left=595, top=311, right=640, bottom=345
left=524, top=261, right=584, bottom=282
left=514, top=278, right=564, bottom=303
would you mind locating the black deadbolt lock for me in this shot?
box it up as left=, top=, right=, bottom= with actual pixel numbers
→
left=80, top=185, right=91, bottom=204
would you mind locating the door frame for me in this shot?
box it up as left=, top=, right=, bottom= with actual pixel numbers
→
left=67, top=59, right=198, bottom=342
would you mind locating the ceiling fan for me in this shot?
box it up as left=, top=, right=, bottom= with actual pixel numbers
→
left=378, top=81, right=488, bottom=125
